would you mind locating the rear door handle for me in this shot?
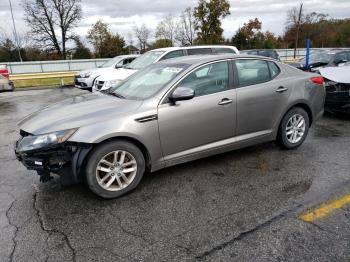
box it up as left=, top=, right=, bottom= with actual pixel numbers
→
left=276, top=86, right=288, bottom=93
left=218, top=98, right=233, bottom=105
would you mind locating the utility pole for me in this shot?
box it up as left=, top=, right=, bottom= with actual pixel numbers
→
left=294, top=3, right=303, bottom=59
left=9, top=0, right=23, bottom=62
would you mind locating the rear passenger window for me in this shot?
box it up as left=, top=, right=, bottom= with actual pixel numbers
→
left=235, top=59, right=272, bottom=87
left=268, top=61, right=280, bottom=78
left=161, top=50, right=185, bottom=60
left=214, top=48, right=235, bottom=54
left=187, top=48, right=213, bottom=55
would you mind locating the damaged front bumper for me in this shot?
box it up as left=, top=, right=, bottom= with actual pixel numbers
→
left=14, top=132, right=92, bottom=184
left=325, top=81, right=350, bottom=114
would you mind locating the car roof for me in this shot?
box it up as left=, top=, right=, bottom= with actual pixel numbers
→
left=114, top=54, right=139, bottom=58
left=157, top=54, right=276, bottom=66
left=243, top=49, right=277, bottom=52
left=150, top=45, right=238, bottom=52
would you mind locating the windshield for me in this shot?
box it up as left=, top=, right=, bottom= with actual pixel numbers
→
left=125, top=51, right=165, bottom=70
left=99, top=57, right=123, bottom=68
left=300, top=52, right=332, bottom=64
left=109, top=63, right=188, bottom=100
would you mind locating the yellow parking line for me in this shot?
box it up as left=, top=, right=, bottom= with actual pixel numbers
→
left=300, top=194, right=350, bottom=222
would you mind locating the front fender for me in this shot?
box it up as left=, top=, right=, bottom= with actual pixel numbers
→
left=68, top=116, right=164, bottom=171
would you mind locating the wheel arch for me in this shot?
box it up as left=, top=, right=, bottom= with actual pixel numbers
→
left=280, top=101, right=313, bottom=127
left=90, top=136, right=152, bottom=171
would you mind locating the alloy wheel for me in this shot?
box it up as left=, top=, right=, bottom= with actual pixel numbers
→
left=95, top=150, right=137, bottom=191
left=285, top=114, right=306, bottom=144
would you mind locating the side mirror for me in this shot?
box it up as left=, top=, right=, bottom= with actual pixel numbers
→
left=169, top=87, right=195, bottom=103
left=115, top=62, right=124, bottom=69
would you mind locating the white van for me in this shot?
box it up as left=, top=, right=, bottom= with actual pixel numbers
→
left=92, top=45, right=239, bottom=92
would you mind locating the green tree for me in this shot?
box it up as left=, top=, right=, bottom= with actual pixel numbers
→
left=105, top=34, right=127, bottom=57
left=149, top=39, right=172, bottom=49
left=0, top=39, right=14, bottom=62
left=73, top=37, right=91, bottom=59
left=194, top=0, right=230, bottom=44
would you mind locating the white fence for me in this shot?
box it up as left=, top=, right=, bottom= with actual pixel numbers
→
left=5, top=58, right=109, bottom=74
left=2, top=48, right=346, bottom=75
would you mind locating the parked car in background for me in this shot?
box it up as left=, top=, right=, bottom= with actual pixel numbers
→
left=75, top=54, right=139, bottom=91
left=240, top=49, right=280, bottom=61
left=291, top=49, right=350, bottom=72
left=0, top=65, right=9, bottom=79
left=92, top=45, right=239, bottom=92
left=15, top=54, right=325, bottom=198
left=0, top=74, right=14, bottom=92
left=320, top=63, right=350, bottom=114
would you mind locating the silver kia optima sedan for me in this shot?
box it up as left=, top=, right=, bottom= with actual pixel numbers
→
left=15, top=55, right=325, bottom=198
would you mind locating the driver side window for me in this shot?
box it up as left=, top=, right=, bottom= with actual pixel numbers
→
left=177, top=61, right=229, bottom=97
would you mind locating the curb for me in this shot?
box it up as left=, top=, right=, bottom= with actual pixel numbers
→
left=15, top=85, right=74, bottom=91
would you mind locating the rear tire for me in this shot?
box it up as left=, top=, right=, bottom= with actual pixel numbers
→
left=85, top=140, right=145, bottom=199
left=277, top=107, right=309, bottom=149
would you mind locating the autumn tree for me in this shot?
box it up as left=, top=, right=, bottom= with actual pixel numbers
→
left=231, top=18, right=281, bottom=49
left=282, top=6, right=347, bottom=48
left=22, top=0, right=82, bottom=59
left=176, top=7, right=197, bottom=46
left=194, top=0, right=230, bottom=44
left=87, top=20, right=127, bottom=58
left=133, top=24, right=151, bottom=53
left=155, top=15, right=177, bottom=46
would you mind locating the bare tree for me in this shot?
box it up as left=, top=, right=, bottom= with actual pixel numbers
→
left=176, top=8, right=197, bottom=46
left=286, top=3, right=304, bottom=58
left=133, top=24, right=151, bottom=53
left=155, top=14, right=177, bottom=46
left=22, top=0, right=82, bottom=59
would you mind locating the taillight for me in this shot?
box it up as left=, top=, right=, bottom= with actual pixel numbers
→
left=0, top=68, right=9, bottom=79
left=310, top=76, right=324, bottom=86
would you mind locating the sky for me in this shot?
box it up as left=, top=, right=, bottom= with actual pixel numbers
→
left=1, top=0, right=350, bottom=45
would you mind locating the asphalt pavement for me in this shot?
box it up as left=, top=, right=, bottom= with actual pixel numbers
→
left=0, top=88, right=349, bottom=262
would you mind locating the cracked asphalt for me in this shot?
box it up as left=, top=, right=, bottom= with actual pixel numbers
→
left=1, top=87, right=350, bottom=262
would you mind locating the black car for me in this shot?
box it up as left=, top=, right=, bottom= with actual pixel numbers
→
left=320, top=64, right=350, bottom=114
left=292, top=49, right=350, bottom=72
left=241, top=49, right=280, bottom=61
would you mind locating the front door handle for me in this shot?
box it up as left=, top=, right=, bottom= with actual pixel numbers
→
left=218, top=98, right=233, bottom=106
left=276, top=86, right=288, bottom=93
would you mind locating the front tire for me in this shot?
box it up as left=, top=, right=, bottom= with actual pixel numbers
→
left=85, top=140, right=145, bottom=199
left=277, top=107, right=309, bottom=149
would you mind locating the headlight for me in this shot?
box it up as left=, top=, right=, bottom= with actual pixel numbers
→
left=104, top=80, right=121, bottom=89
left=81, top=72, right=91, bottom=78
left=17, top=128, right=78, bottom=152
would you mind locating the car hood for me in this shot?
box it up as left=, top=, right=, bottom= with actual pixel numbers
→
left=96, top=68, right=138, bottom=81
left=320, top=66, right=350, bottom=84
left=19, top=94, right=143, bottom=135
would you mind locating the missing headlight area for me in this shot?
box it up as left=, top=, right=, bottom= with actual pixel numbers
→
left=15, top=134, right=92, bottom=185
